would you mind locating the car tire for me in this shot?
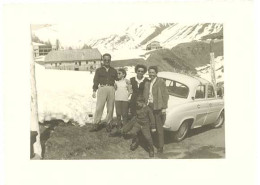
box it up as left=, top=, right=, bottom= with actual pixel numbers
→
left=174, top=120, right=190, bottom=142
left=212, top=110, right=225, bottom=128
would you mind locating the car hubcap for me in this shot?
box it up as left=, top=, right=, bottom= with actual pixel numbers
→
left=215, top=112, right=224, bottom=127
left=177, top=122, right=188, bottom=140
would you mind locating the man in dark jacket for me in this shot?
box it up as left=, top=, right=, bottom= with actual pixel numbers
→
left=90, top=53, right=117, bottom=132
left=110, top=95, right=156, bottom=157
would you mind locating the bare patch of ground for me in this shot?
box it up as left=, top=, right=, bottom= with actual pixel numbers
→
left=40, top=120, right=225, bottom=159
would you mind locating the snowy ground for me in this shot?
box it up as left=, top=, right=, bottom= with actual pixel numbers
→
left=36, top=63, right=136, bottom=126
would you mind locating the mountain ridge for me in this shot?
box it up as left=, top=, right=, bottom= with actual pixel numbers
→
left=87, top=23, right=223, bottom=50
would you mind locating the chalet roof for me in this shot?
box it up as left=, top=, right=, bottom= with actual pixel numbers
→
left=32, top=42, right=45, bottom=46
left=44, top=48, right=102, bottom=62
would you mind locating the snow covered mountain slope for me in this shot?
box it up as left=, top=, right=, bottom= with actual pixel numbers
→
left=87, top=23, right=172, bottom=50
left=87, top=23, right=223, bottom=50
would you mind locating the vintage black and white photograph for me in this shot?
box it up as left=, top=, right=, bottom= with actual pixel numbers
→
left=2, top=1, right=259, bottom=185
left=30, top=23, right=225, bottom=159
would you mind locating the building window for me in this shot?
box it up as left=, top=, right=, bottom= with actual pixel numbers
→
left=79, top=61, right=81, bottom=66
left=86, top=61, right=88, bottom=65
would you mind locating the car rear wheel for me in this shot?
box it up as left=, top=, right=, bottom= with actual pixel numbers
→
left=174, top=120, right=190, bottom=142
left=212, top=110, right=225, bottom=128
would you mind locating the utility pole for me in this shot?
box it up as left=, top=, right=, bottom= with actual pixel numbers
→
left=210, top=40, right=217, bottom=97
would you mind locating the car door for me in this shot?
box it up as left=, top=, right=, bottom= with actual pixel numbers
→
left=204, top=85, right=224, bottom=125
left=192, top=85, right=208, bottom=128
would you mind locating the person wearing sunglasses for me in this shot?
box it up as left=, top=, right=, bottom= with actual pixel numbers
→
left=90, top=53, right=118, bottom=132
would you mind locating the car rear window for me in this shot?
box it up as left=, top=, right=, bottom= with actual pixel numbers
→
left=164, top=79, right=189, bottom=98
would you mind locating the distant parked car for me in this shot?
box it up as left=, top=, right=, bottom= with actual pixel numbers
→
left=158, top=72, right=225, bottom=141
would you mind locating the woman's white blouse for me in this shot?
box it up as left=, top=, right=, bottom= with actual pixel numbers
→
left=115, top=79, right=129, bottom=101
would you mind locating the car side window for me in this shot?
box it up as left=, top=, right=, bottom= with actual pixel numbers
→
left=207, top=85, right=215, bottom=98
left=195, top=85, right=205, bottom=99
left=164, top=79, right=189, bottom=98
left=165, top=79, right=172, bottom=87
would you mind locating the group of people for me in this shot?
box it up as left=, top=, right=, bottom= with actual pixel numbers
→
left=89, top=53, right=169, bottom=157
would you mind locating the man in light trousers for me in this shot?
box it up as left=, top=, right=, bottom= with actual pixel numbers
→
left=89, top=53, right=117, bottom=132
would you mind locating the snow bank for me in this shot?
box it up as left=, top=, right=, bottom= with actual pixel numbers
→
left=35, top=64, right=137, bottom=126
left=196, top=56, right=224, bottom=83
left=36, top=64, right=97, bottom=126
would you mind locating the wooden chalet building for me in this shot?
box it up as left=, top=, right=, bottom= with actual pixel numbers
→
left=146, top=41, right=162, bottom=50
left=33, top=42, right=56, bottom=57
left=44, top=48, right=102, bottom=71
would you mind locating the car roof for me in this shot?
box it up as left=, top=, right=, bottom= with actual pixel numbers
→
left=158, top=72, right=211, bottom=88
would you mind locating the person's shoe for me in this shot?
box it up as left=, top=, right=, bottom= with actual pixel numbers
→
left=109, top=128, right=122, bottom=137
left=130, top=141, right=139, bottom=151
left=89, top=124, right=101, bottom=132
left=149, top=146, right=155, bottom=158
left=157, top=147, right=163, bottom=154
left=116, top=123, right=122, bottom=129
left=106, top=123, right=112, bottom=133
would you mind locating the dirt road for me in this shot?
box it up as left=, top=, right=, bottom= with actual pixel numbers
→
left=41, top=121, right=225, bottom=159
left=163, top=125, right=225, bottom=159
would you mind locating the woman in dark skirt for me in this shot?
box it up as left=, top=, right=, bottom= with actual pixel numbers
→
left=128, top=64, right=149, bottom=150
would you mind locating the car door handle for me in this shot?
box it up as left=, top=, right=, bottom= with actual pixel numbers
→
left=197, top=104, right=200, bottom=109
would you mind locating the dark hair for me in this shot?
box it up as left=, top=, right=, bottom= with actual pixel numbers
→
left=135, top=64, right=147, bottom=73
left=102, top=53, right=111, bottom=59
left=118, top=68, right=127, bottom=78
left=148, top=66, right=158, bottom=73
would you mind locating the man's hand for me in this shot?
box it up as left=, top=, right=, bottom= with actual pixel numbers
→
left=162, top=109, right=166, bottom=114
left=92, top=92, right=96, bottom=98
left=128, top=93, right=132, bottom=101
left=151, top=128, right=156, bottom=132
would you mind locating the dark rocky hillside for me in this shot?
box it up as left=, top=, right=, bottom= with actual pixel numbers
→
left=171, top=40, right=223, bottom=68
left=111, top=58, right=146, bottom=68
left=112, top=49, right=197, bottom=73
left=146, top=49, right=196, bottom=73
left=111, top=39, right=223, bottom=73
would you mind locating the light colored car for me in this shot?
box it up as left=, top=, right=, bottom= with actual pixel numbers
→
left=158, top=72, right=225, bottom=142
